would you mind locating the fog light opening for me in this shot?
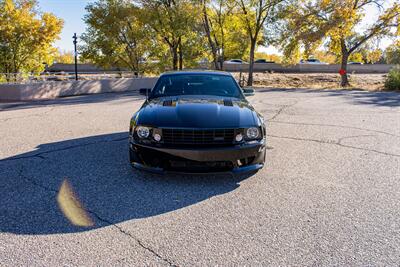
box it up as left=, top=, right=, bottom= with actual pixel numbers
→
left=154, top=133, right=162, bottom=142
left=235, top=133, right=243, bottom=142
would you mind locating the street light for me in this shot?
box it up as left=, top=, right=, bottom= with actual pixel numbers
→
left=73, top=33, right=78, bottom=81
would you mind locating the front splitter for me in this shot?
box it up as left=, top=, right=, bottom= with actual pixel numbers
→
left=132, top=162, right=264, bottom=175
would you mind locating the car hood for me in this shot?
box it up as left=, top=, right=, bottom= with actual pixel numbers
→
left=136, top=96, right=258, bottom=128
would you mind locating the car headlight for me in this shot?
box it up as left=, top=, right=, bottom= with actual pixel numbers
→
left=136, top=126, right=150, bottom=138
left=246, top=127, right=259, bottom=139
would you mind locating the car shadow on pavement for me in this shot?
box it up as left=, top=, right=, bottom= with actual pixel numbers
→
left=0, top=132, right=254, bottom=235
left=325, top=90, right=400, bottom=107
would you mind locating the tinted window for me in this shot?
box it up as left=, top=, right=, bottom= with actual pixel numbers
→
left=150, top=74, right=242, bottom=99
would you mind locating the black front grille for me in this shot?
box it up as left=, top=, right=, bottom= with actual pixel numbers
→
left=162, top=128, right=235, bottom=145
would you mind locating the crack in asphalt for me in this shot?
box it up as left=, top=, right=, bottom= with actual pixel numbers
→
left=267, top=134, right=400, bottom=158
left=18, top=165, right=57, bottom=193
left=87, top=210, right=178, bottom=267
left=269, top=120, right=400, bottom=138
left=16, top=164, right=177, bottom=267
left=0, top=137, right=128, bottom=163
left=337, top=134, right=376, bottom=143
left=267, top=100, right=300, bottom=121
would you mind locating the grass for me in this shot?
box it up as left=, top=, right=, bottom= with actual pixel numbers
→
left=384, top=67, right=400, bottom=91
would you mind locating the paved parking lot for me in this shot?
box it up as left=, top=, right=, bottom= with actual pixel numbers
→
left=1, top=89, right=399, bottom=266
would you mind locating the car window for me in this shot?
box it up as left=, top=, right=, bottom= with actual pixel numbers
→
left=150, top=74, right=242, bottom=99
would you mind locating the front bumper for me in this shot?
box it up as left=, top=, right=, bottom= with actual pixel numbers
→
left=129, top=139, right=266, bottom=174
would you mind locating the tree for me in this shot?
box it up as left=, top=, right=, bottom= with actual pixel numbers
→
left=202, top=0, right=225, bottom=70
left=221, top=7, right=252, bottom=62
left=254, top=51, right=282, bottom=62
left=201, top=0, right=252, bottom=70
left=311, top=50, right=337, bottom=64
left=141, top=0, right=199, bottom=70
left=365, top=49, right=383, bottom=64
left=53, top=50, right=74, bottom=64
left=201, top=0, right=230, bottom=69
left=81, top=0, right=151, bottom=72
left=280, top=0, right=400, bottom=87
left=349, top=52, right=363, bottom=63
left=235, top=0, right=286, bottom=86
left=0, top=0, right=63, bottom=80
left=385, top=41, right=400, bottom=64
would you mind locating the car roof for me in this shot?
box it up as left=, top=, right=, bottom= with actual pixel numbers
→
left=160, top=70, right=233, bottom=77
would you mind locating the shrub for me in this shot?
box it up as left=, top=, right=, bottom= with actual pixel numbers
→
left=385, top=67, right=400, bottom=91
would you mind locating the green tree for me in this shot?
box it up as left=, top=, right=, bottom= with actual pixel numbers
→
left=0, top=0, right=63, bottom=80
left=223, top=9, right=252, bottom=61
left=385, top=41, right=400, bottom=64
left=280, top=0, right=400, bottom=87
left=141, top=0, right=199, bottom=70
left=201, top=0, right=227, bottom=70
left=235, top=0, right=287, bottom=86
left=81, top=0, right=151, bottom=72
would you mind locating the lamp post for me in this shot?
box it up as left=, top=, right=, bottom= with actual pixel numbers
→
left=73, top=33, right=78, bottom=81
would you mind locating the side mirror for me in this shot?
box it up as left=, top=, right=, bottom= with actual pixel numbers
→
left=139, top=88, right=151, bottom=98
left=242, top=87, right=255, bottom=96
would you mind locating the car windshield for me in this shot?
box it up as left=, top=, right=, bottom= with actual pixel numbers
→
left=150, top=74, right=242, bottom=99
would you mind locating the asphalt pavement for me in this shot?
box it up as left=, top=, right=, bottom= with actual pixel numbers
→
left=1, top=89, right=399, bottom=266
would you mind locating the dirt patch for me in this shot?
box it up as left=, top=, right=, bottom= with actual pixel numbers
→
left=233, top=73, right=387, bottom=91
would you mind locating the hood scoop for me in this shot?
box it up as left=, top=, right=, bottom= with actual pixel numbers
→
left=223, top=99, right=234, bottom=106
left=163, top=100, right=173, bottom=106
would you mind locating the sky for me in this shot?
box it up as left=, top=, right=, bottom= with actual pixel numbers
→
left=38, top=0, right=92, bottom=52
left=38, top=0, right=397, bottom=55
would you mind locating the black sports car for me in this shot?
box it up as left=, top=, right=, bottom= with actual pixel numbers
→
left=129, top=71, right=266, bottom=174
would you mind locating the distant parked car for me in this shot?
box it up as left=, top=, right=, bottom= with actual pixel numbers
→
left=254, top=59, right=275, bottom=64
left=299, top=59, right=328, bottom=64
left=224, top=59, right=248, bottom=64
left=348, top=61, right=363, bottom=65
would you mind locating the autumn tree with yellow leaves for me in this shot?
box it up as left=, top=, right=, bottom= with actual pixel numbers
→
left=279, top=0, right=400, bottom=86
left=201, top=0, right=251, bottom=70
left=0, top=0, right=63, bottom=80
left=81, top=0, right=151, bottom=72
